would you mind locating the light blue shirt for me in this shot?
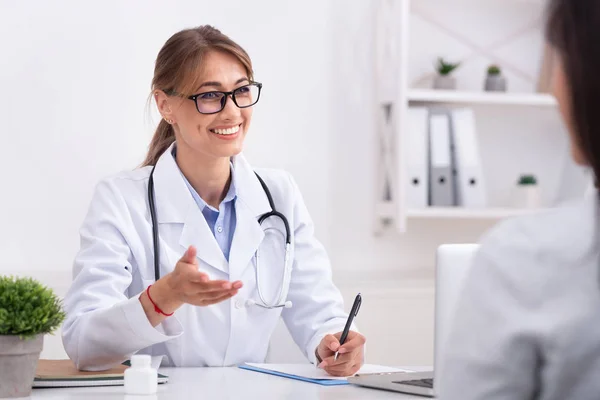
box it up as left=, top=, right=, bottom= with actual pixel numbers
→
left=172, top=150, right=237, bottom=261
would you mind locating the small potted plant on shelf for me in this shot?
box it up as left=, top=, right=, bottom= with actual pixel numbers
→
left=433, top=57, right=460, bottom=90
left=484, top=64, right=507, bottom=92
left=513, top=174, right=541, bottom=209
left=0, top=276, right=66, bottom=398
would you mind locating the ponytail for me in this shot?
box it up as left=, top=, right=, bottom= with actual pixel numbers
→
left=142, top=119, right=175, bottom=167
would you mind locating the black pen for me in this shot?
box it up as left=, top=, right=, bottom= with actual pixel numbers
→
left=334, top=293, right=362, bottom=361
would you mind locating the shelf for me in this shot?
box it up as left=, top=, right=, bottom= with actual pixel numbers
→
left=406, top=207, right=545, bottom=219
left=407, top=89, right=557, bottom=107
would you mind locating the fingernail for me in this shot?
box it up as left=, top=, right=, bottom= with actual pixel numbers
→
left=330, top=343, right=339, bottom=351
left=318, top=361, right=327, bottom=368
left=339, top=348, right=347, bottom=354
left=222, top=283, right=232, bottom=289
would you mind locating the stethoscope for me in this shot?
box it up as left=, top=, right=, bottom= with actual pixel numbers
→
left=148, top=164, right=293, bottom=309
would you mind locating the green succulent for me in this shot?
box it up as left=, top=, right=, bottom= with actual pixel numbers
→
left=487, top=65, right=501, bottom=76
left=518, top=174, right=537, bottom=185
left=0, top=276, right=66, bottom=340
left=436, top=57, right=460, bottom=76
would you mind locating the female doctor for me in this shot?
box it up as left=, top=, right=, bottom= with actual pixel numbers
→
left=61, top=25, right=365, bottom=376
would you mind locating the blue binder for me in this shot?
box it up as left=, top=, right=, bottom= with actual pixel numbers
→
left=238, top=364, right=349, bottom=386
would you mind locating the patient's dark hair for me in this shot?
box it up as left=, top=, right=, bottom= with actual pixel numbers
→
left=546, top=0, right=600, bottom=180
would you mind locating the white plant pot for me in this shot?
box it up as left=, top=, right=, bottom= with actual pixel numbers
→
left=433, top=76, right=456, bottom=90
left=0, top=335, right=43, bottom=398
left=513, top=185, right=541, bottom=209
left=484, top=75, right=507, bottom=92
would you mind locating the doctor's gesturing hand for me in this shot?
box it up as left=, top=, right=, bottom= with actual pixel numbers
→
left=140, top=245, right=243, bottom=326
left=316, top=331, right=366, bottom=377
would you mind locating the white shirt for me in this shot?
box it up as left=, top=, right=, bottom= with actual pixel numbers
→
left=439, top=188, right=600, bottom=400
left=62, top=143, right=351, bottom=370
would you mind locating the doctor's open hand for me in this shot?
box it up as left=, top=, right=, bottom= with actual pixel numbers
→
left=316, top=331, right=366, bottom=377
left=140, top=246, right=243, bottom=326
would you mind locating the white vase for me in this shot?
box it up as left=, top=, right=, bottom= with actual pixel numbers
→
left=513, top=185, right=541, bottom=209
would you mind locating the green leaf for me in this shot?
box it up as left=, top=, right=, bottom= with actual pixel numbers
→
left=487, top=65, right=501, bottom=76
left=436, top=57, right=460, bottom=76
left=0, top=276, right=66, bottom=339
left=518, top=174, right=537, bottom=185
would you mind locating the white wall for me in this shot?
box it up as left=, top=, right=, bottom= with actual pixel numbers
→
left=327, top=0, right=585, bottom=275
left=0, top=0, right=580, bottom=367
left=0, top=0, right=336, bottom=360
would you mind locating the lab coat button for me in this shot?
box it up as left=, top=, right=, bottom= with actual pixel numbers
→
left=235, top=299, right=244, bottom=309
left=217, top=226, right=223, bottom=233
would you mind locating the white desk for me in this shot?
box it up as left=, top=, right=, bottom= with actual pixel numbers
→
left=29, top=366, right=429, bottom=399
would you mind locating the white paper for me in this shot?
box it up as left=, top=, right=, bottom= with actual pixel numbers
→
left=245, top=363, right=409, bottom=381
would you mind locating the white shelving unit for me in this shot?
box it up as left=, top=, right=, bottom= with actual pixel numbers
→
left=405, top=207, right=545, bottom=219
left=379, top=201, right=544, bottom=221
left=408, top=89, right=557, bottom=107
left=374, top=0, right=587, bottom=234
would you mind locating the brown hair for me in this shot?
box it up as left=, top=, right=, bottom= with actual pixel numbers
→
left=546, top=0, right=600, bottom=180
left=142, top=25, right=254, bottom=166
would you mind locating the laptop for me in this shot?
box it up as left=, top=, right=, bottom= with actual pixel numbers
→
left=348, top=244, right=479, bottom=397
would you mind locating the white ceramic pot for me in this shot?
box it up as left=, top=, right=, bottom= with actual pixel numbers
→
left=513, top=185, right=541, bottom=209
left=484, top=75, right=507, bottom=92
left=0, top=335, right=43, bottom=398
left=433, top=76, right=456, bottom=90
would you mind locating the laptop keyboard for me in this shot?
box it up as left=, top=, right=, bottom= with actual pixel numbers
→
left=393, top=378, right=434, bottom=389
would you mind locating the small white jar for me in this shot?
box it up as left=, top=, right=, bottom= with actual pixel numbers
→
left=124, top=355, right=158, bottom=395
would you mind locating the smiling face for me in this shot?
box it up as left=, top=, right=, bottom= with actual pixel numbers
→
left=157, top=50, right=254, bottom=161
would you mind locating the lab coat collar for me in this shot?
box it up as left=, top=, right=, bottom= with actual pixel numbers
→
left=152, top=142, right=271, bottom=275
left=230, top=152, right=272, bottom=218
left=153, top=143, right=271, bottom=221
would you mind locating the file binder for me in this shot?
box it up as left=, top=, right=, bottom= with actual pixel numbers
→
left=429, top=112, right=456, bottom=206
left=450, top=108, right=486, bottom=208
left=406, top=107, right=429, bottom=209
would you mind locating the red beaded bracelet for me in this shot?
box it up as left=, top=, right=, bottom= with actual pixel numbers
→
left=146, top=285, right=174, bottom=316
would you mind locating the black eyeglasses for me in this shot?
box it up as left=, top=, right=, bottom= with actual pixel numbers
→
left=166, top=82, right=262, bottom=115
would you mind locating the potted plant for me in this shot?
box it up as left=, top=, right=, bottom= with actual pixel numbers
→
left=513, top=174, right=541, bottom=209
left=484, top=64, right=507, bottom=92
left=433, top=57, right=460, bottom=90
left=0, top=276, right=65, bottom=398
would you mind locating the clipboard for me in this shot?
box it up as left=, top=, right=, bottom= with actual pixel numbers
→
left=238, top=364, right=349, bottom=386
left=238, top=363, right=408, bottom=386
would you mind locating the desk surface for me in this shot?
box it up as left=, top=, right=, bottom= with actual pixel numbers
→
left=30, top=366, right=429, bottom=399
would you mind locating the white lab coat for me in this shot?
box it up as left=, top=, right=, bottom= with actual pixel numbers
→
left=62, top=143, right=350, bottom=370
